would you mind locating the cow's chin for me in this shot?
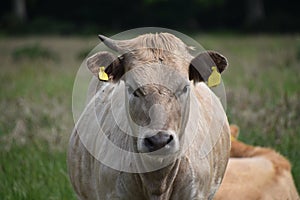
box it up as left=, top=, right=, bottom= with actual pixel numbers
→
left=136, top=130, right=180, bottom=156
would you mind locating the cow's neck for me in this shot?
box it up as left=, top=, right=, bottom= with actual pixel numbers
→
left=138, top=159, right=181, bottom=199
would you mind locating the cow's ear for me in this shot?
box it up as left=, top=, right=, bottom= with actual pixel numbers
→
left=189, top=51, right=228, bottom=83
left=86, top=51, right=124, bottom=82
left=230, top=124, right=240, bottom=139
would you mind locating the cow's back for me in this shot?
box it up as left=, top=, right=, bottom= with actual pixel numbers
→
left=214, top=129, right=299, bottom=200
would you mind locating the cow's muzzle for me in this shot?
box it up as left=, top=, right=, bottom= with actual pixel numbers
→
left=138, top=130, right=179, bottom=154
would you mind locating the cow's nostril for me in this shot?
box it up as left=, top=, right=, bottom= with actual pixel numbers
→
left=167, top=135, right=173, bottom=144
left=144, top=137, right=154, bottom=147
left=143, top=132, right=174, bottom=152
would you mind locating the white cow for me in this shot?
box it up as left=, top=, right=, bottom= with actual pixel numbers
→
left=68, top=33, right=230, bottom=200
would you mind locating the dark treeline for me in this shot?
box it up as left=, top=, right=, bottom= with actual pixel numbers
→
left=1, top=0, right=300, bottom=35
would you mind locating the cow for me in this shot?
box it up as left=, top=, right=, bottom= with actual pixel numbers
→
left=214, top=125, right=300, bottom=200
left=68, top=32, right=231, bottom=200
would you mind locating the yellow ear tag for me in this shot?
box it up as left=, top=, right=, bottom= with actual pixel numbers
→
left=98, top=66, right=109, bottom=81
left=208, top=66, right=221, bottom=87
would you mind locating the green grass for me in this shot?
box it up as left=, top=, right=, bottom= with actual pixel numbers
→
left=0, top=34, right=299, bottom=199
left=0, top=142, right=76, bottom=200
left=12, top=44, right=59, bottom=61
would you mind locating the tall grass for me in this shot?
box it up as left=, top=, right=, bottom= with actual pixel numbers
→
left=0, top=34, right=299, bottom=199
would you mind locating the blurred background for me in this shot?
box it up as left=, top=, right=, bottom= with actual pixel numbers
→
left=0, top=0, right=299, bottom=199
left=1, top=0, right=300, bottom=34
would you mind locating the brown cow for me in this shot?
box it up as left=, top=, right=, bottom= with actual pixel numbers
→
left=214, top=125, right=300, bottom=200
left=68, top=33, right=231, bottom=200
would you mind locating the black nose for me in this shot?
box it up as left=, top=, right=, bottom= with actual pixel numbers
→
left=143, top=131, right=173, bottom=152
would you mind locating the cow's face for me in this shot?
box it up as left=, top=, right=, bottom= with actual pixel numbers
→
left=86, top=33, right=228, bottom=155
left=124, top=64, right=191, bottom=154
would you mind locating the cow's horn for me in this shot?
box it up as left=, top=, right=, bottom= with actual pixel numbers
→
left=98, top=35, right=126, bottom=53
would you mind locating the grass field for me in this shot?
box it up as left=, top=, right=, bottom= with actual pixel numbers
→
left=0, top=34, right=299, bottom=199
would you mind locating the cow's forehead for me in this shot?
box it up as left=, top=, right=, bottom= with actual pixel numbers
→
left=118, top=33, right=193, bottom=71
left=123, top=48, right=191, bottom=76
left=125, top=64, right=190, bottom=92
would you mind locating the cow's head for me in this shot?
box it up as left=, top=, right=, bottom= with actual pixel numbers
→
left=87, top=33, right=228, bottom=155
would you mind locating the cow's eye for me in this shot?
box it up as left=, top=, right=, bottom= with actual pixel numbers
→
left=133, top=88, right=144, bottom=97
left=133, top=90, right=139, bottom=97
left=175, top=85, right=189, bottom=97
left=180, top=85, right=189, bottom=95
left=127, top=85, right=134, bottom=94
left=182, top=85, right=189, bottom=93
